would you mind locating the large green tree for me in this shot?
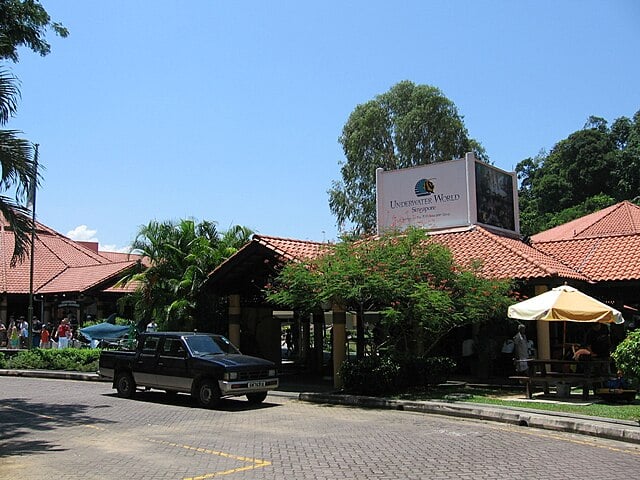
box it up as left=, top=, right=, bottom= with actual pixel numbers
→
left=267, top=227, right=513, bottom=357
left=0, top=0, right=68, bottom=61
left=328, top=80, right=487, bottom=235
left=516, top=111, right=640, bottom=236
left=117, top=219, right=253, bottom=332
left=0, top=0, right=67, bottom=263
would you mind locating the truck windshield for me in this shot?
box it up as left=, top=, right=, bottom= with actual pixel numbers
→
left=184, top=335, right=240, bottom=356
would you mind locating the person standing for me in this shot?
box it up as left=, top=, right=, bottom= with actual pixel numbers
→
left=56, top=318, right=71, bottom=349
left=18, top=316, right=29, bottom=348
left=40, top=326, right=51, bottom=349
left=513, top=324, right=530, bottom=373
left=8, top=324, right=19, bottom=349
left=32, top=316, right=43, bottom=348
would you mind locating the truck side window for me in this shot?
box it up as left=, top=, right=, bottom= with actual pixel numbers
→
left=142, top=336, right=159, bottom=354
left=162, top=338, right=185, bottom=357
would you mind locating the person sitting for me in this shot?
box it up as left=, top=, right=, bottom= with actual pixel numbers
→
left=605, top=370, right=629, bottom=392
left=584, top=323, right=611, bottom=358
left=572, top=345, right=592, bottom=361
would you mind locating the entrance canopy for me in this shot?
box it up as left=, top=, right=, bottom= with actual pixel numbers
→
left=507, top=285, right=624, bottom=324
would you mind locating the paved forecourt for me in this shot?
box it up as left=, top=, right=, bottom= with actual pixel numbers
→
left=1, top=377, right=639, bottom=480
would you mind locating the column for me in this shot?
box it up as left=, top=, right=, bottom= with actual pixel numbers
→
left=0, top=295, right=7, bottom=326
left=332, top=303, right=347, bottom=389
left=228, top=294, right=241, bottom=348
left=312, top=310, right=325, bottom=375
left=300, top=312, right=310, bottom=363
left=535, top=285, right=551, bottom=361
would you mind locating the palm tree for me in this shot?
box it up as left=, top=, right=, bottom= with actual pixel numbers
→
left=0, top=67, right=38, bottom=265
left=117, top=219, right=253, bottom=331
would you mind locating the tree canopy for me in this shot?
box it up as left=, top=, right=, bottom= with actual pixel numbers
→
left=266, top=227, right=513, bottom=357
left=0, top=0, right=68, bottom=62
left=328, top=80, right=486, bottom=235
left=117, top=219, right=253, bottom=332
left=516, top=110, right=640, bottom=236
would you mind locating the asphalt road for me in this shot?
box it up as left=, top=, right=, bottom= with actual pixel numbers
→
left=1, top=377, right=639, bottom=479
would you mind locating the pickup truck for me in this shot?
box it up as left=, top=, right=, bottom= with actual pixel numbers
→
left=99, top=331, right=278, bottom=408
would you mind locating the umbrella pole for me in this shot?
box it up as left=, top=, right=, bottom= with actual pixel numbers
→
left=562, top=322, right=567, bottom=358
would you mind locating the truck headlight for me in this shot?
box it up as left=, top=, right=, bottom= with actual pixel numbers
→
left=224, top=372, right=238, bottom=381
left=268, top=369, right=276, bottom=377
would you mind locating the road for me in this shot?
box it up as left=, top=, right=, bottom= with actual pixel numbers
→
left=1, top=377, right=639, bottom=479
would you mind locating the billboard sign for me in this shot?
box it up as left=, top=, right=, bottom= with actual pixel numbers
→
left=376, top=153, right=519, bottom=234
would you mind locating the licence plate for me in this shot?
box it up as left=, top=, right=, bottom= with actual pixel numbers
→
left=248, top=381, right=266, bottom=388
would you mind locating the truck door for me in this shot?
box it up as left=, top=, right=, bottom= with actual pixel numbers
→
left=134, top=335, right=160, bottom=387
left=156, top=337, right=191, bottom=392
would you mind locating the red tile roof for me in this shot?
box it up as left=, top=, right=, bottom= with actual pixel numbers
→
left=1, top=215, right=139, bottom=294
left=250, top=229, right=589, bottom=282
left=252, top=234, right=330, bottom=261
left=531, top=201, right=640, bottom=242
left=530, top=201, right=640, bottom=282
left=426, top=226, right=590, bottom=281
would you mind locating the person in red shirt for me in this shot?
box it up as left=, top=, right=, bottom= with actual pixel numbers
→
left=40, top=326, right=51, bottom=348
left=56, top=318, right=71, bottom=348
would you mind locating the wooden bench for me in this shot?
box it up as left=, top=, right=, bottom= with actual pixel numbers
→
left=515, top=358, right=612, bottom=400
left=509, top=374, right=608, bottom=399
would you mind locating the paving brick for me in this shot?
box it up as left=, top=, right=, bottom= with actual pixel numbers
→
left=1, top=377, right=639, bottom=479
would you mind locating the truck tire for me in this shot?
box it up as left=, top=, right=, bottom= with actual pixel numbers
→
left=246, top=392, right=267, bottom=404
left=115, top=372, right=136, bottom=398
left=195, top=379, right=221, bottom=408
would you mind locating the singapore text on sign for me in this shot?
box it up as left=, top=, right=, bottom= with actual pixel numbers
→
left=375, top=153, right=519, bottom=234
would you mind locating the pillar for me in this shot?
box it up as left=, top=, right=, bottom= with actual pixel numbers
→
left=300, top=312, right=310, bottom=363
left=535, top=285, right=551, bottom=361
left=312, top=310, right=325, bottom=375
left=228, top=294, right=241, bottom=348
left=0, top=295, right=7, bottom=326
left=332, top=303, right=347, bottom=389
left=43, top=299, right=53, bottom=327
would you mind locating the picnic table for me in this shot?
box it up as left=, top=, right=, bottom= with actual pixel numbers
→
left=510, top=358, right=611, bottom=400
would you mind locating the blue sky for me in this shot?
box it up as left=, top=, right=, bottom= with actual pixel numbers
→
left=8, top=1, right=640, bottom=251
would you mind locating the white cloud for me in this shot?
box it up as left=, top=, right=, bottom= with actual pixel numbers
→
left=67, top=225, right=132, bottom=253
left=100, top=244, right=133, bottom=254
left=66, top=225, right=98, bottom=242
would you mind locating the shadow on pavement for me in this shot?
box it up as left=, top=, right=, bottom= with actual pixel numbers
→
left=101, top=390, right=281, bottom=412
left=0, top=398, right=116, bottom=458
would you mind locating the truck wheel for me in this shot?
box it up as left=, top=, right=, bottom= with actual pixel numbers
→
left=195, top=380, right=221, bottom=408
left=246, top=392, right=267, bottom=404
left=115, top=372, right=136, bottom=398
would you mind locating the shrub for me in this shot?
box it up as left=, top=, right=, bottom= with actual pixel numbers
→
left=0, top=351, right=6, bottom=369
left=339, top=354, right=457, bottom=396
left=5, top=348, right=100, bottom=372
left=339, top=355, right=400, bottom=395
left=396, top=355, right=457, bottom=389
left=612, top=330, right=640, bottom=384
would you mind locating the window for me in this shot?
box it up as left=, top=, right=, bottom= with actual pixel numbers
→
left=162, top=338, right=186, bottom=357
left=142, top=336, right=159, bottom=354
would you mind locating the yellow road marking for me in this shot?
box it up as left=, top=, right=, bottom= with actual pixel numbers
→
left=488, top=423, right=640, bottom=456
left=146, top=438, right=271, bottom=480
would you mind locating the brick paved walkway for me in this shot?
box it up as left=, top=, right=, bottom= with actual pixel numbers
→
left=1, top=377, right=639, bottom=479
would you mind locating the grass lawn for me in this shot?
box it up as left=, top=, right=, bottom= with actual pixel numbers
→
left=395, top=384, right=640, bottom=422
